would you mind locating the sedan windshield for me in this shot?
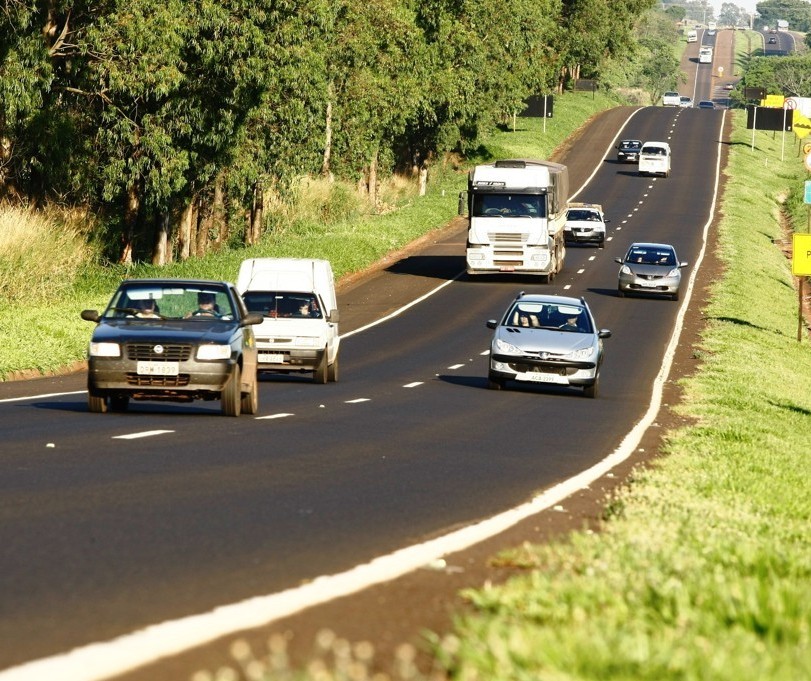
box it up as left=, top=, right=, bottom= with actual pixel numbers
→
left=103, top=284, right=236, bottom=320
left=626, top=247, right=676, bottom=266
left=506, top=302, right=593, bottom=333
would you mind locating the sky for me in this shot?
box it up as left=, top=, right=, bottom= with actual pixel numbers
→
left=709, top=0, right=759, bottom=17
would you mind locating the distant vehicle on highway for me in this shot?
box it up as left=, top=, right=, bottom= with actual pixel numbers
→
left=81, top=279, right=262, bottom=415
left=615, top=243, right=688, bottom=301
left=768, top=36, right=777, bottom=44
left=697, top=100, right=716, bottom=109
left=616, top=139, right=643, bottom=163
left=485, top=292, right=611, bottom=398
left=662, top=91, right=681, bottom=107
left=564, top=202, right=609, bottom=247
left=679, top=96, right=694, bottom=108
left=638, top=141, right=671, bottom=178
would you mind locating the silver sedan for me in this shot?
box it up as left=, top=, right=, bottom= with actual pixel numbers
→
left=615, top=242, right=688, bottom=301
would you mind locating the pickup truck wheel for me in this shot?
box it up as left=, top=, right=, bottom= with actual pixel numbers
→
left=221, top=365, right=242, bottom=416
left=88, top=394, right=107, bottom=413
left=313, top=351, right=328, bottom=384
left=328, top=353, right=339, bottom=382
left=240, top=372, right=258, bottom=415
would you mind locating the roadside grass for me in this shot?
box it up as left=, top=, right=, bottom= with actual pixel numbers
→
left=0, top=90, right=620, bottom=380
left=429, top=114, right=811, bottom=680
left=190, top=111, right=811, bottom=680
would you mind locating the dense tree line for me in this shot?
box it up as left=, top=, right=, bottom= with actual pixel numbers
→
left=1, top=0, right=658, bottom=264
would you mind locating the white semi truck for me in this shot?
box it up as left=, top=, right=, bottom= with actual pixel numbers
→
left=462, top=159, right=569, bottom=280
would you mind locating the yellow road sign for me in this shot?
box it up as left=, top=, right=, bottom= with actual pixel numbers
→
left=792, top=234, right=811, bottom=276
left=762, top=94, right=785, bottom=108
left=793, top=112, right=811, bottom=139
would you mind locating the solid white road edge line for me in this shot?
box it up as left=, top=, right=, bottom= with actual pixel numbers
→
left=0, top=109, right=723, bottom=681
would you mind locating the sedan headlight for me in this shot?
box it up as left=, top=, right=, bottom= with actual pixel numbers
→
left=666, top=267, right=680, bottom=278
left=494, top=338, right=522, bottom=355
left=196, top=344, right=232, bottom=361
left=563, top=346, right=596, bottom=361
left=89, top=342, right=121, bottom=358
left=620, top=265, right=632, bottom=275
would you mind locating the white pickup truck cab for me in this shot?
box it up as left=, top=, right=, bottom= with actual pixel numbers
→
left=638, top=142, right=671, bottom=178
left=237, top=258, right=340, bottom=383
left=662, top=91, right=681, bottom=106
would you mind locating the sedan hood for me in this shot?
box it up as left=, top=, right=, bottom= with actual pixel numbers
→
left=91, top=319, right=239, bottom=344
left=496, top=327, right=593, bottom=354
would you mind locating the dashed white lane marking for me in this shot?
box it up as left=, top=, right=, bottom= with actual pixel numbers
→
left=403, top=382, right=423, bottom=388
left=0, top=390, right=85, bottom=404
left=577, top=268, right=585, bottom=274
left=255, top=413, right=295, bottom=420
left=345, top=398, right=370, bottom=404
left=448, top=364, right=465, bottom=370
left=588, top=256, right=596, bottom=261
left=112, top=430, right=174, bottom=440
left=563, top=284, right=573, bottom=290
left=480, top=350, right=490, bottom=356
left=2, top=108, right=730, bottom=681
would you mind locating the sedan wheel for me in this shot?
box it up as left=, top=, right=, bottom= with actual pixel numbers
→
left=328, top=353, right=339, bottom=382
left=583, top=378, right=598, bottom=399
left=617, top=286, right=625, bottom=298
left=487, top=374, right=505, bottom=390
left=221, top=365, right=242, bottom=417
left=88, top=394, right=107, bottom=413
left=240, top=372, right=258, bottom=415
left=313, top=351, right=328, bottom=384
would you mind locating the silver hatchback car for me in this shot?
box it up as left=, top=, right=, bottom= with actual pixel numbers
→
left=615, top=242, right=688, bottom=300
left=486, top=293, right=611, bottom=398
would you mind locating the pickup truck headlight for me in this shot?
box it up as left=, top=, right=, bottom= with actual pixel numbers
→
left=89, top=342, right=121, bottom=358
left=196, top=344, right=232, bottom=360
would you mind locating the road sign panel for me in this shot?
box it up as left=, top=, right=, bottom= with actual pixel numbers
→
left=793, top=234, right=811, bottom=276
left=805, top=180, right=811, bottom=204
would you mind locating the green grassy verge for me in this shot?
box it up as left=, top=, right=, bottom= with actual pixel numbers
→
left=434, top=114, right=811, bottom=680
left=0, top=90, right=619, bottom=380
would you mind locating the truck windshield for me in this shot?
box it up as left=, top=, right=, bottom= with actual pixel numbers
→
left=472, top=194, right=545, bottom=218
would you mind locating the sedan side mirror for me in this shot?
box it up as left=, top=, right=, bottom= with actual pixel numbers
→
left=242, top=312, right=264, bottom=326
left=598, top=329, right=612, bottom=339
left=81, top=309, right=100, bottom=322
left=680, top=261, right=689, bottom=268
left=486, top=320, right=497, bottom=329
left=614, top=257, right=623, bottom=264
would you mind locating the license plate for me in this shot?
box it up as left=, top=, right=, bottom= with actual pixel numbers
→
left=638, top=280, right=657, bottom=288
left=137, top=361, right=179, bottom=376
left=519, top=372, right=566, bottom=384
left=259, top=353, right=285, bottom=363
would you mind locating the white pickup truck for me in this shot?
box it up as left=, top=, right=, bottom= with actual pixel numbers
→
left=662, top=91, right=680, bottom=107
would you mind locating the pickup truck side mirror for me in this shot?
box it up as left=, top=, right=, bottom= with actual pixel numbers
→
left=328, top=309, right=340, bottom=323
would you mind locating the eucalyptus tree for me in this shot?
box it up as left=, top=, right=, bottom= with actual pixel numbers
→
left=557, top=0, right=656, bottom=89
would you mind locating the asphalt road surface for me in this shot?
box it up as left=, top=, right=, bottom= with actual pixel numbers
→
left=0, top=71, right=732, bottom=680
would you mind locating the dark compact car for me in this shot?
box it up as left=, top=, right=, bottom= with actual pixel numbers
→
left=768, top=36, right=777, bottom=44
left=616, top=139, right=643, bottom=163
left=81, top=279, right=262, bottom=416
left=697, top=100, right=716, bottom=110
left=486, top=292, right=611, bottom=398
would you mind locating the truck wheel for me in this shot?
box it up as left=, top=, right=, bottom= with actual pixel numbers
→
left=314, top=351, right=328, bottom=384
left=88, top=394, right=107, bottom=413
left=110, top=395, right=129, bottom=412
left=328, top=353, right=339, bottom=382
left=240, top=372, right=258, bottom=415
left=221, top=365, right=242, bottom=416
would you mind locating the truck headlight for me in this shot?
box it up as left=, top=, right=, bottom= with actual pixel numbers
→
left=196, top=344, right=232, bottom=360
left=89, top=342, right=121, bottom=358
